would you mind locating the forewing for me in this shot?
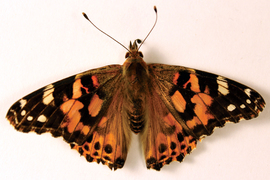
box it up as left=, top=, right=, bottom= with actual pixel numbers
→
left=6, top=65, right=131, bottom=170
left=141, top=63, right=265, bottom=170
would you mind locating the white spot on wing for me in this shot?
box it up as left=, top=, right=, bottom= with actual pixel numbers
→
left=37, top=115, right=47, bottom=123
left=19, top=99, right=27, bottom=108
left=227, top=104, right=236, bottom=111
left=21, top=110, right=26, bottom=116
left=217, top=76, right=229, bottom=95
left=244, top=89, right=251, bottom=97
left=240, top=104, right=246, bottom=109
left=15, top=117, right=18, bottom=124
left=43, top=84, right=54, bottom=105
left=10, top=109, right=19, bottom=124
left=27, top=116, right=33, bottom=121
left=246, top=99, right=251, bottom=104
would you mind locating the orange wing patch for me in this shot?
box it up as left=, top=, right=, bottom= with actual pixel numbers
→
left=184, top=74, right=200, bottom=93
left=173, top=72, right=180, bottom=85
left=171, top=91, right=186, bottom=113
left=88, top=94, right=104, bottom=117
left=91, top=75, right=100, bottom=88
left=60, top=100, right=84, bottom=133
left=173, top=72, right=200, bottom=93
left=74, top=122, right=90, bottom=135
left=185, top=93, right=215, bottom=131
left=72, top=79, right=84, bottom=99
left=192, top=93, right=214, bottom=126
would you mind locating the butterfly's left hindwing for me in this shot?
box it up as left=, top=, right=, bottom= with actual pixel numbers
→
left=6, top=65, right=132, bottom=170
left=141, top=64, right=265, bottom=170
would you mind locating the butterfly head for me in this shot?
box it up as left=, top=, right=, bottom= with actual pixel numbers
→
left=125, top=39, right=143, bottom=59
left=123, top=39, right=148, bottom=76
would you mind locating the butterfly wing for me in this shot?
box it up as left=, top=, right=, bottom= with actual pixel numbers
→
left=6, top=65, right=131, bottom=170
left=141, top=64, right=265, bottom=170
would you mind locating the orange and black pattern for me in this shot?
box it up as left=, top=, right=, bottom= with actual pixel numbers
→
left=6, top=40, right=265, bottom=171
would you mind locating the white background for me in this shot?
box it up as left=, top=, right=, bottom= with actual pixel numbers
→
left=0, top=1, right=269, bottom=180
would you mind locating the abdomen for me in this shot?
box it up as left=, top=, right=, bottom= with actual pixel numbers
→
left=122, top=61, right=149, bottom=133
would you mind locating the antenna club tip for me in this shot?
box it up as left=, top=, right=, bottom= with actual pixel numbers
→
left=82, top=12, right=89, bottom=20
left=154, top=6, right=157, bottom=13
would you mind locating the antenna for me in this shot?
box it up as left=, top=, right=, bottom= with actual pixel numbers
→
left=138, top=6, right=158, bottom=50
left=82, top=12, right=130, bottom=52
left=82, top=6, right=158, bottom=52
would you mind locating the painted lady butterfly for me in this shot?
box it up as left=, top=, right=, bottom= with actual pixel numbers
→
left=6, top=6, right=265, bottom=171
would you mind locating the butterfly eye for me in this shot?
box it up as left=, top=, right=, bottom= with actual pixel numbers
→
left=125, top=52, right=130, bottom=58
left=138, top=51, right=143, bottom=58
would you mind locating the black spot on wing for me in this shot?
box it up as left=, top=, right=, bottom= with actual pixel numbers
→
left=115, top=157, right=125, bottom=168
left=104, top=156, right=111, bottom=161
left=78, top=147, right=84, bottom=155
left=175, top=70, right=190, bottom=87
left=159, top=155, right=167, bottom=161
left=80, top=74, right=96, bottom=92
left=176, top=153, right=184, bottom=162
left=158, top=144, right=167, bottom=153
left=94, top=142, right=100, bottom=150
left=146, top=157, right=159, bottom=170
left=84, top=144, right=89, bottom=151
left=104, top=144, right=113, bottom=154
left=177, top=133, right=184, bottom=143
left=86, top=134, right=93, bottom=143
left=196, top=73, right=219, bottom=97
left=180, top=144, right=186, bottom=149
left=170, top=142, right=176, bottom=150
left=86, top=154, right=94, bottom=162
left=53, top=83, right=74, bottom=106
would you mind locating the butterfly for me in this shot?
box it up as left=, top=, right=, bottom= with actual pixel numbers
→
left=6, top=6, right=265, bottom=171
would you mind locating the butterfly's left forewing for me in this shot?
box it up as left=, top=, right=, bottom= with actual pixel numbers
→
left=141, top=64, right=265, bottom=170
left=6, top=64, right=131, bottom=170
